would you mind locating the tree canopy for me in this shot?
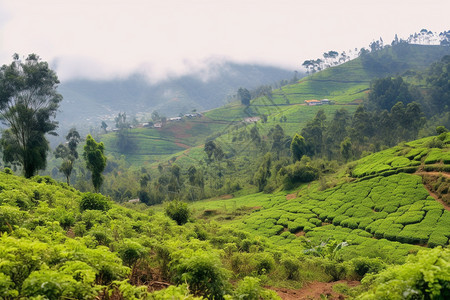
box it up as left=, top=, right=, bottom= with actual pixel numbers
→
left=83, top=134, right=107, bottom=192
left=0, top=53, right=62, bottom=178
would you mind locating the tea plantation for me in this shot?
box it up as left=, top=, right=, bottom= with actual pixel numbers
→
left=351, top=134, right=450, bottom=178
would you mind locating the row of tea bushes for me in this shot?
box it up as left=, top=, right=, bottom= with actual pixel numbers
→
left=239, top=173, right=449, bottom=256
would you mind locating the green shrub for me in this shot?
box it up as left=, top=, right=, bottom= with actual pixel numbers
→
left=0, top=273, right=17, bottom=298
left=280, top=255, right=301, bottom=280
left=253, top=252, right=275, bottom=275
left=170, top=250, right=230, bottom=299
left=350, top=257, right=386, bottom=278
left=165, top=200, right=190, bottom=225
left=231, top=276, right=281, bottom=300
left=357, top=247, right=450, bottom=299
left=3, top=168, right=13, bottom=175
left=117, top=240, right=147, bottom=267
left=79, top=193, right=111, bottom=212
left=281, top=162, right=319, bottom=189
left=428, top=232, right=449, bottom=248
left=148, top=284, right=202, bottom=299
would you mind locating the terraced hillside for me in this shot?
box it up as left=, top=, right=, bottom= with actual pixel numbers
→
left=100, top=44, right=450, bottom=167
left=253, top=44, right=450, bottom=105
left=191, top=133, right=450, bottom=263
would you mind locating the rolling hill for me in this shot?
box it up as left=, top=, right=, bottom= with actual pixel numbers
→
left=99, top=43, right=450, bottom=167
left=190, top=132, right=450, bottom=261
left=55, top=61, right=295, bottom=131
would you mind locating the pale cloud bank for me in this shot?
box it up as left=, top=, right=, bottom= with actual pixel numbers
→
left=0, top=0, right=448, bottom=82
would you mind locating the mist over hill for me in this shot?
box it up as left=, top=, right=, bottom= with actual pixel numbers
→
left=56, top=61, right=296, bottom=129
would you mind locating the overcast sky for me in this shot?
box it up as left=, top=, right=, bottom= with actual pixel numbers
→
left=0, top=0, right=449, bottom=82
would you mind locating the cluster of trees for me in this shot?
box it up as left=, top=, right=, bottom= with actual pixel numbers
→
left=302, top=50, right=354, bottom=73
left=237, top=85, right=274, bottom=106
left=301, top=29, right=450, bottom=74
left=0, top=54, right=108, bottom=193
left=405, top=29, right=450, bottom=46
left=299, top=103, right=424, bottom=162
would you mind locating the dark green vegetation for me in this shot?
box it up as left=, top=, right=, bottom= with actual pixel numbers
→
left=0, top=54, right=62, bottom=178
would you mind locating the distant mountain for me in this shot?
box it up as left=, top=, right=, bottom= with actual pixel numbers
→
left=56, top=61, right=296, bottom=129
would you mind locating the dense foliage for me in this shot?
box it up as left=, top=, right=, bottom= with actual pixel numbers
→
left=0, top=54, right=62, bottom=178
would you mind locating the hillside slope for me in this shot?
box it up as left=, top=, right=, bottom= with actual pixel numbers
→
left=100, top=44, right=450, bottom=167
left=191, top=133, right=450, bottom=262
left=56, top=62, right=295, bottom=129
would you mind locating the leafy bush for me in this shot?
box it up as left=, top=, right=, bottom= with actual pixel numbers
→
left=231, top=276, right=281, bottom=300
left=280, top=161, right=319, bottom=189
left=148, top=284, right=202, bottom=299
left=253, top=252, right=275, bottom=275
left=280, top=255, right=301, bottom=280
left=117, top=240, right=147, bottom=267
left=350, top=257, right=385, bottom=278
left=165, top=200, right=190, bottom=225
left=357, top=247, right=450, bottom=299
left=170, top=249, right=230, bottom=299
left=79, top=192, right=111, bottom=212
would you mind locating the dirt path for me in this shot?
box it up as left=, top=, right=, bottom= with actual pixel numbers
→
left=286, top=193, right=297, bottom=200
left=415, top=171, right=450, bottom=179
left=415, top=171, right=450, bottom=211
left=423, top=185, right=450, bottom=211
left=270, top=280, right=359, bottom=300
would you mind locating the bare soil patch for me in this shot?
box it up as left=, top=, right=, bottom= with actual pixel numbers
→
left=269, top=280, right=360, bottom=300
left=295, top=230, right=305, bottom=237
left=423, top=185, right=450, bottom=211
left=286, top=193, right=297, bottom=200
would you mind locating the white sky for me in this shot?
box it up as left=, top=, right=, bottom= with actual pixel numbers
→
left=0, top=0, right=449, bottom=82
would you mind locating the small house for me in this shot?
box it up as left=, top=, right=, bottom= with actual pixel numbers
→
left=321, top=99, right=331, bottom=105
left=305, top=100, right=321, bottom=106
left=169, top=117, right=182, bottom=122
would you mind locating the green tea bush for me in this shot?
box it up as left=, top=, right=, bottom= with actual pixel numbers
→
left=79, top=192, right=111, bottom=212
left=0, top=205, right=28, bottom=232
left=116, top=240, right=147, bottom=267
left=357, top=247, right=450, bottom=299
left=0, top=273, right=17, bottom=298
left=350, top=257, right=386, bottom=278
left=394, top=211, right=424, bottom=225
left=424, top=148, right=445, bottom=164
left=147, top=284, right=202, bottom=299
left=170, top=249, right=230, bottom=299
left=253, top=252, right=275, bottom=275
left=22, top=269, right=98, bottom=300
left=428, top=231, right=449, bottom=248
left=230, top=276, right=281, bottom=300
left=165, top=200, right=190, bottom=225
left=280, top=255, right=301, bottom=280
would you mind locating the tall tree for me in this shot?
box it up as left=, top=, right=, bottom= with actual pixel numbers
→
left=290, top=134, right=306, bottom=162
left=83, top=134, right=107, bottom=192
left=54, top=128, right=81, bottom=185
left=301, top=110, right=326, bottom=156
left=0, top=54, right=62, bottom=178
left=368, top=77, right=413, bottom=111
left=237, top=87, right=251, bottom=106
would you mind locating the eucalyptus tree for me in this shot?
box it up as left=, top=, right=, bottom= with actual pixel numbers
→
left=0, top=53, right=62, bottom=178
